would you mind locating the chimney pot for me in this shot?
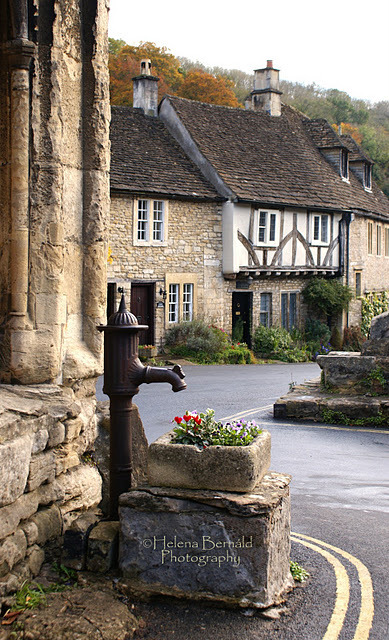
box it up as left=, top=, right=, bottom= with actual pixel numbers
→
left=267, top=60, right=273, bottom=68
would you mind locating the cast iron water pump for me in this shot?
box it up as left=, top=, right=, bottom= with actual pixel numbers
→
left=98, top=293, right=186, bottom=517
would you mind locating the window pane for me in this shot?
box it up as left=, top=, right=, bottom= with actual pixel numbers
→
left=364, top=164, right=371, bottom=189
left=153, top=201, right=164, bottom=241
left=281, top=293, right=288, bottom=329
left=313, top=216, right=320, bottom=241
left=321, top=215, right=328, bottom=243
left=137, top=200, right=148, bottom=240
left=377, top=225, right=381, bottom=255
left=289, top=293, right=297, bottom=330
left=260, top=293, right=271, bottom=327
left=385, top=228, right=389, bottom=257
left=182, top=283, right=193, bottom=321
left=368, top=223, right=373, bottom=254
left=169, top=284, right=179, bottom=323
left=355, top=272, right=361, bottom=297
left=269, top=214, right=276, bottom=242
left=258, top=211, right=267, bottom=243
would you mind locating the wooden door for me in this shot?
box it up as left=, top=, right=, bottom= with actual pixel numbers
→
left=130, top=284, right=155, bottom=345
left=232, top=292, right=253, bottom=348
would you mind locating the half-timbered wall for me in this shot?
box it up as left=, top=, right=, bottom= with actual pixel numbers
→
left=223, top=202, right=342, bottom=276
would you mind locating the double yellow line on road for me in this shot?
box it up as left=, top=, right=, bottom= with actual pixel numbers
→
left=291, top=533, right=374, bottom=640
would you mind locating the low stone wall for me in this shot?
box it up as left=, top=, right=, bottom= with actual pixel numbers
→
left=0, top=383, right=102, bottom=602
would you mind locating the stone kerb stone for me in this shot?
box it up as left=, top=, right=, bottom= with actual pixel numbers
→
left=119, top=474, right=293, bottom=608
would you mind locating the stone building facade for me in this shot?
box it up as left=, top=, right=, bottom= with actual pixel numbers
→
left=110, top=61, right=389, bottom=348
left=0, top=0, right=110, bottom=600
left=348, top=214, right=389, bottom=326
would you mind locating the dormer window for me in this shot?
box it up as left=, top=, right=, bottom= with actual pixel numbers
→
left=340, top=149, right=349, bottom=180
left=364, top=163, right=372, bottom=190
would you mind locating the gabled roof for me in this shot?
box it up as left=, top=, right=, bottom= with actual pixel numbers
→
left=302, top=118, right=349, bottom=149
left=110, top=106, right=221, bottom=201
left=160, top=95, right=389, bottom=217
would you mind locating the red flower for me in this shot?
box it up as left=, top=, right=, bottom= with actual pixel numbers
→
left=183, top=415, right=191, bottom=422
left=174, top=417, right=182, bottom=424
left=194, top=416, right=202, bottom=425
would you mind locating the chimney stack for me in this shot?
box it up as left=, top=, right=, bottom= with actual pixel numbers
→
left=247, top=60, right=282, bottom=116
left=132, top=59, right=159, bottom=116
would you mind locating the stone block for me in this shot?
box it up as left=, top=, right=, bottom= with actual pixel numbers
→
left=317, top=353, right=376, bottom=388
left=148, top=429, right=271, bottom=492
left=48, top=421, right=66, bottom=448
left=0, top=491, right=40, bottom=541
left=87, top=521, right=119, bottom=572
left=26, top=545, right=45, bottom=577
left=30, top=505, right=63, bottom=544
left=20, top=520, right=39, bottom=546
left=0, top=434, right=32, bottom=506
left=62, top=510, right=100, bottom=570
left=27, top=450, right=56, bottom=491
left=64, top=417, right=83, bottom=443
left=119, top=473, right=292, bottom=608
left=56, top=464, right=102, bottom=514
left=32, top=428, right=49, bottom=454
left=0, top=529, right=27, bottom=577
left=54, top=444, right=80, bottom=476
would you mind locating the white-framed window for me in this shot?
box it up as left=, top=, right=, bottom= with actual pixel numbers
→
left=385, top=228, right=389, bottom=257
left=368, top=221, right=373, bottom=255
left=364, top=164, right=372, bottom=190
left=182, top=283, right=194, bottom=321
left=260, top=293, right=272, bottom=327
left=137, top=200, right=148, bottom=240
left=340, top=149, right=349, bottom=180
left=311, top=214, right=329, bottom=244
left=135, top=199, right=166, bottom=244
left=377, top=224, right=382, bottom=256
left=168, top=284, right=179, bottom=323
left=257, top=210, right=278, bottom=245
left=281, top=292, right=297, bottom=331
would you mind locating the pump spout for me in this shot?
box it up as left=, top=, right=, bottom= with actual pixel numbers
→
left=143, top=364, right=187, bottom=392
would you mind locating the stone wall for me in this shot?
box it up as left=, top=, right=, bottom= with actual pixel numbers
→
left=109, top=195, right=314, bottom=344
left=0, top=0, right=110, bottom=385
left=0, top=384, right=102, bottom=602
left=348, top=214, right=389, bottom=326
left=109, top=195, right=230, bottom=346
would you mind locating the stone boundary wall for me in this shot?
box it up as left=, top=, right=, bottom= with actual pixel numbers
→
left=0, top=384, right=102, bottom=602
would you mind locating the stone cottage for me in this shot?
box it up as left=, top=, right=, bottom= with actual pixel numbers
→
left=109, top=60, right=389, bottom=348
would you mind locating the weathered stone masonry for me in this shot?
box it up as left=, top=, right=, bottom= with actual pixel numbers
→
left=0, top=0, right=110, bottom=600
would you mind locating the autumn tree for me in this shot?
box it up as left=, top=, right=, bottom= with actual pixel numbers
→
left=177, top=69, right=240, bottom=107
left=109, top=41, right=183, bottom=106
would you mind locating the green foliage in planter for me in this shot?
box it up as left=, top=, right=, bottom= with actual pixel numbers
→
left=302, top=278, right=352, bottom=319
left=172, top=409, right=262, bottom=449
left=361, top=291, right=389, bottom=337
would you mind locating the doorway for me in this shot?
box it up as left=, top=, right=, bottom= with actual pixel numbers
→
left=130, top=283, right=155, bottom=345
left=232, top=292, right=253, bottom=348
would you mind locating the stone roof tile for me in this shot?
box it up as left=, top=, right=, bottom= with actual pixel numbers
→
left=110, top=106, right=221, bottom=200
left=164, top=96, right=389, bottom=216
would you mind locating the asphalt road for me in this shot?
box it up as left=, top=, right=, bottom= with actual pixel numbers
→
left=96, top=363, right=389, bottom=639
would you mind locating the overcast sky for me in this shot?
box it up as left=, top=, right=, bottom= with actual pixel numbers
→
left=109, top=0, right=389, bottom=104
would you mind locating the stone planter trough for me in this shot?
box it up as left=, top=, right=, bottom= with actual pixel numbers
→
left=148, top=429, right=271, bottom=492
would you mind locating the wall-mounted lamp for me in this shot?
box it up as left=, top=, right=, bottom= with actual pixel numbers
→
left=159, top=288, right=167, bottom=301
left=156, top=301, right=164, bottom=308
